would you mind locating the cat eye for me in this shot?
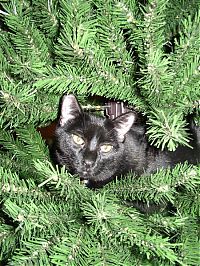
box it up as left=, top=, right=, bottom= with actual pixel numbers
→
left=100, top=144, right=113, bottom=153
left=72, top=134, right=85, bottom=145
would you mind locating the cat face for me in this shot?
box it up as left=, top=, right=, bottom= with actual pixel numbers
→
left=53, top=95, right=136, bottom=187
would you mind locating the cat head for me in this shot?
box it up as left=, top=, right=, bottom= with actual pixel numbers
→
left=54, top=94, right=137, bottom=188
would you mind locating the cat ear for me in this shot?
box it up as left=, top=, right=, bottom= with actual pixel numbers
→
left=113, top=112, right=136, bottom=142
left=60, top=94, right=82, bottom=126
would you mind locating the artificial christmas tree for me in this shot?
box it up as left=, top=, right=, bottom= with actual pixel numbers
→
left=0, top=0, right=200, bottom=265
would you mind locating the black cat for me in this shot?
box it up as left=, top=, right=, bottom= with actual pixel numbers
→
left=51, top=94, right=200, bottom=188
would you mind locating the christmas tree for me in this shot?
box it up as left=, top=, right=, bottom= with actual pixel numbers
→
left=0, top=0, right=200, bottom=265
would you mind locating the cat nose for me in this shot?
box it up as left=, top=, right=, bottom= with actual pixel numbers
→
left=84, top=159, right=94, bottom=169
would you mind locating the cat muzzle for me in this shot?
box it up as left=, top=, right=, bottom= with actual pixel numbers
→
left=79, top=170, right=90, bottom=181
left=79, top=170, right=94, bottom=186
left=81, top=179, right=89, bottom=185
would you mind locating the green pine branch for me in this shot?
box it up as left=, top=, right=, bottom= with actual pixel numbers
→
left=106, top=163, right=200, bottom=210
left=81, top=193, right=183, bottom=265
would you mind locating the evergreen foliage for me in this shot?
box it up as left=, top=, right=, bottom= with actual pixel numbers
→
left=0, top=0, right=199, bottom=265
